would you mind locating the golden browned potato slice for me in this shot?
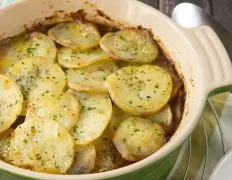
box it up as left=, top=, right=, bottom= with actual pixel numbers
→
left=68, top=90, right=112, bottom=146
left=26, top=92, right=80, bottom=130
left=92, top=131, right=117, bottom=172
left=67, top=144, right=96, bottom=174
left=0, top=128, right=14, bottom=160
left=0, top=32, right=57, bottom=73
left=23, top=32, right=57, bottom=61
left=92, top=106, right=132, bottom=172
left=107, top=104, right=131, bottom=139
left=58, top=46, right=110, bottom=68
left=7, top=118, right=74, bottom=174
left=100, top=29, right=159, bottom=63
left=48, top=22, right=101, bottom=50
left=67, top=60, right=118, bottom=93
left=147, top=105, right=172, bottom=127
left=113, top=117, right=165, bottom=161
left=7, top=57, right=66, bottom=115
left=105, top=65, right=172, bottom=116
left=0, top=74, right=23, bottom=133
left=92, top=106, right=131, bottom=172
left=93, top=136, right=128, bottom=173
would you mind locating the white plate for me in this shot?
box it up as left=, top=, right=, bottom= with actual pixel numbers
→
left=1, top=0, right=17, bottom=7
left=210, top=149, right=232, bottom=180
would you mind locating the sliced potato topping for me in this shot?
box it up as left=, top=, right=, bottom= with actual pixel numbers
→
left=107, top=104, right=131, bottom=139
left=147, top=105, right=172, bottom=127
left=67, top=60, right=118, bottom=93
left=100, top=29, right=159, bottom=63
left=105, top=65, right=172, bottom=115
left=0, top=128, right=14, bottom=160
left=68, top=90, right=112, bottom=146
left=92, top=106, right=131, bottom=172
left=58, top=46, right=110, bottom=68
left=93, top=131, right=117, bottom=172
left=113, top=117, right=165, bottom=161
left=7, top=57, right=66, bottom=115
left=26, top=92, right=80, bottom=130
left=23, top=32, right=57, bottom=61
left=0, top=74, right=23, bottom=133
left=92, top=106, right=130, bottom=172
left=48, top=22, right=101, bottom=50
left=7, top=118, right=74, bottom=174
left=0, top=32, right=57, bottom=73
left=67, top=144, right=96, bottom=174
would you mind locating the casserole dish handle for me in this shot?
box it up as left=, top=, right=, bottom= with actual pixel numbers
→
left=188, top=26, right=232, bottom=96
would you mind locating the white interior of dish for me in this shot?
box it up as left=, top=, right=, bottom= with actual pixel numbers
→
left=0, top=0, right=207, bottom=179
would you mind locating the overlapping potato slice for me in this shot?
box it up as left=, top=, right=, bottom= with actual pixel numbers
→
left=154, top=58, right=184, bottom=98
left=147, top=105, right=172, bottom=127
left=22, top=32, right=57, bottom=61
left=113, top=117, right=165, bottom=161
left=93, top=129, right=128, bottom=173
left=7, top=118, right=74, bottom=174
left=67, top=144, right=96, bottom=174
left=26, top=92, right=80, bottom=130
left=100, top=29, right=159, bottom=63
left=68, top=90, right=112, bottom=146
left=0, top=74, right=23, bottom=133
left=105, top=65, right=172, bottom=115
left=48, top=22, right=101, bottom=50
left=0, top=128, right=14, bottom=160
left=58, top=46, right=110, bottom=68
left=7, top=57, right=66, bottom=115
left=0, top=32, right=57, bottom=73
left=93, top=131, right=117, bottom=172
left=67, top=60, right=118, bottom=93
left=92, top=106, right=131, bottom=172
left=107, top=104, right=131, bottom=139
